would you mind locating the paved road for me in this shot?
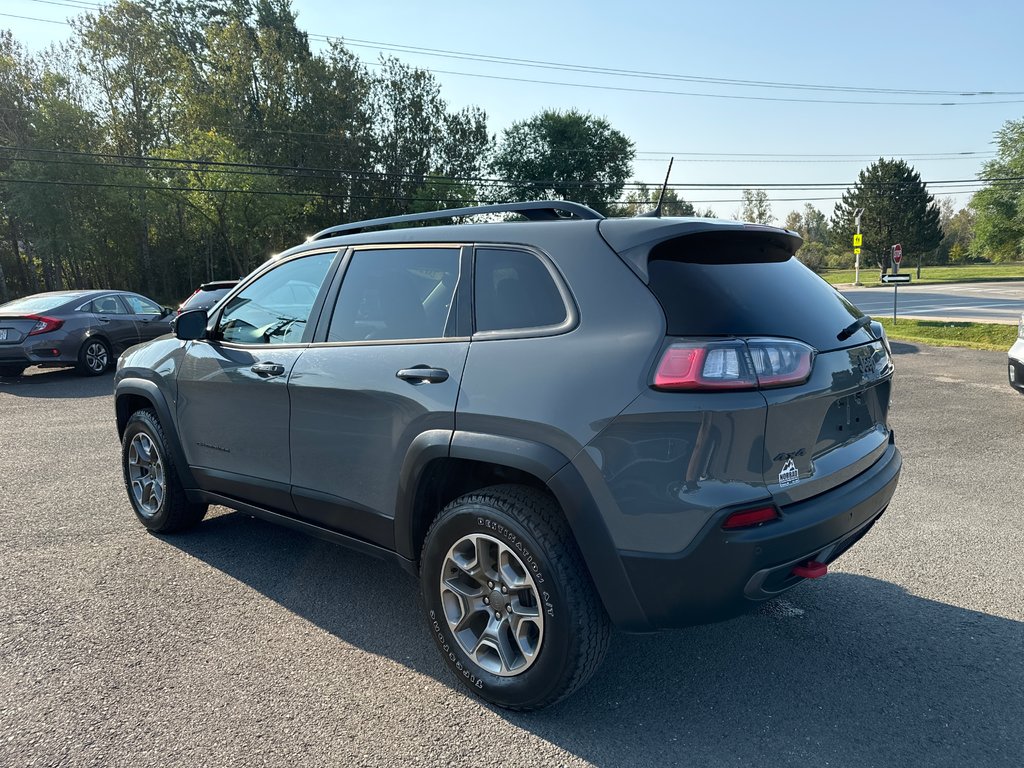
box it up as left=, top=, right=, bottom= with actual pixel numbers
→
left=1, top=355, right=1022, bottom=768
left=841, top=281, right=1024, bottom=324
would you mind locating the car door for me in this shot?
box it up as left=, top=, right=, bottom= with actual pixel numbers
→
left=175, top=249, right=338, bottom=512
left=122, top=293, right=172, bottom=343
left=287, top=245, right=470, bottom=547
left=86, top=294, right=140, bottom=355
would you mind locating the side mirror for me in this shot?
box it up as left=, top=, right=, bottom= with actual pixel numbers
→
left=160, top=306, right=173, bottom=318
left=174, top=308, right=209, bottom=340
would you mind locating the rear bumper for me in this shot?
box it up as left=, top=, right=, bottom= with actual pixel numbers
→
left=618, top=439, right=902, bottom=630
left=0, top=342, right=76, bottom=368
left=1008, top=341, right=1024, bottom=392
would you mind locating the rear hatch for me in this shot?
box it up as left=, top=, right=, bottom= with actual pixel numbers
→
left=639, top=227, right=894, bottom=504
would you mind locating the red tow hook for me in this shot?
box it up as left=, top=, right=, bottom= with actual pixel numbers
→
left=792, top=560, right=828, bottom=579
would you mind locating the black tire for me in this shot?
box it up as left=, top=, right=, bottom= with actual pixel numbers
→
left=77, top=337, right=111, bottom=376
left=420, top=484, right=610, bottom=710
left=121, top=408, right=207, bottom=533
left=0, top=364, right=26, bottom=377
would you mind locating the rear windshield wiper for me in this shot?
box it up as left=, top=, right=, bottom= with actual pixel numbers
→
left=837, top=315, right=872, bottom=342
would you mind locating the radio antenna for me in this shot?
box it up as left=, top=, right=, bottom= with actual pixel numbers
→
left=642, top=157, right=674, bottom=218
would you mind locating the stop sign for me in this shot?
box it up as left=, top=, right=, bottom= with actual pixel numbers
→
left=893, top=244, right=903, bottom=264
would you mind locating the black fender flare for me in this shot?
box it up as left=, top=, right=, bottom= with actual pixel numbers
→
left=114, top=378, right=197, bottom=489
left=395, top=429, right=649, bottom=630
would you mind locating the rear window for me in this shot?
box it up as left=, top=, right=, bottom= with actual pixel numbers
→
left=474, top=248, right=567, bottom=333
left=0, top=294, right=82, bottom=314
left=647, top=234, right=862, bottom=351
left=181, top=287, right=232, bottom=311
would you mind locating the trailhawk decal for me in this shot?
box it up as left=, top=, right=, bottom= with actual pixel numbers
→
left=778, top=458, right=800, bottom=487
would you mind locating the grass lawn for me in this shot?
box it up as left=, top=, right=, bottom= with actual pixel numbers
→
left=821, top=263, right=1024, bottom=287
left=876, top=318, right=1018, bottom=351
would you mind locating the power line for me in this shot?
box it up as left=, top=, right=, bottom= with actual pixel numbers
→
left=17, top=0, right=1024, bottom=101
left=7, top=5, right=1022, bottom=107
left=330, top=35, right=1024, bottom=98
left=0, top=11, right=68, bottom=25
left=0, top=175, right=1007, bottom=207
left=360, top=61, right=1024, bottom=108
left=2, top=145, right=1019, bottom=191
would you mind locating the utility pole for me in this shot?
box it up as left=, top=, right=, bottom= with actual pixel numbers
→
left=853, top=208, right=864, bottom=285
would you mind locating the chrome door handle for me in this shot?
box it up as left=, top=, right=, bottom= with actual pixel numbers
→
left=251, top=362, right=285, bottom=377
left=396, top=367, right=449, bottom=384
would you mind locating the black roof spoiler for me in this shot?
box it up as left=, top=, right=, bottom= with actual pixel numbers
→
left=598, top=218, right=803, bottom=282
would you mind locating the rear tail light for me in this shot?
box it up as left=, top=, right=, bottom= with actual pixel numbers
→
left=26, top=315, right=64, bottom=336
left=722, top=504, right=780, bottom=530
left=746, top=338, right=814, bottom=388
left=653, top=338, right=814, bottom=391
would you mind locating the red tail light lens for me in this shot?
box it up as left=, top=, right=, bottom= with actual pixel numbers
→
left=26, top=315, right=64, bottom=336
left=654, top=341, right=756, bottom=390
left=722, top=505, right=780, bottom=530
left=653, top=339, right=814, bottom=391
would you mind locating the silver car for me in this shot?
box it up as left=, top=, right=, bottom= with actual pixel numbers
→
left=0, top=290, right=173, bottom=377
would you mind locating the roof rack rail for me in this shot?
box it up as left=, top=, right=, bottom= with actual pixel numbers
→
left=310, top=200, right=603, bottom=241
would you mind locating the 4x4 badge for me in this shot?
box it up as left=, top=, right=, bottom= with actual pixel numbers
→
left=778, top=458, right=800, bottom=487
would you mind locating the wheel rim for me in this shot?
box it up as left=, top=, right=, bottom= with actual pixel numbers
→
left=85, top=341, right=108, bottom=373
left=127, top=433, right=165, bottom=517
left=439, top=532, right=546, bottom=677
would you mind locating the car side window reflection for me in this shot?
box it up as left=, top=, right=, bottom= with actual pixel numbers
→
left=124, top=295, right=162, bottom=315
left=327, top=248, right=460, bottom=342
left=217, top=252, right=334, bottom=345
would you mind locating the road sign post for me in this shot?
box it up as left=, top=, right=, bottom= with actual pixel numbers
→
left=853, top=210, right=864, bottom=285
left=890, top=244, right=904, bottom=321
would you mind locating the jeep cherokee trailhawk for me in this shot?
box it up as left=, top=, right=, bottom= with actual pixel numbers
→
left=115, top=200, right=901, bottom=710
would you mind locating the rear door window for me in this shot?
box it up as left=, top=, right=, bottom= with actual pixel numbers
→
left=327, top=247, right=460, bottom=342
left=474, top=247, right=568, bottom=333
left=91, top=295, right=129, bottom=315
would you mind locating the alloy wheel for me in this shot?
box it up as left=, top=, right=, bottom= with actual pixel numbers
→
left=85, top=341, right=108, bottom=373
left=439, top=532, right=545, bottom=677
left=127, top=432, right=165, bottom=517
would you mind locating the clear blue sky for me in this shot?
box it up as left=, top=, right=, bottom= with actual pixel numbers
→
left=5, top=0, right=1023, bottom=221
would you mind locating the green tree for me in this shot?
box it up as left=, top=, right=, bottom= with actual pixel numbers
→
left=971, top=119, right=1024, bottom=262
left=831, top=158, right=942, bottom=270
left=364, top=57, right=490, bottom=219
left=738, top=189, right=773, bottom=224
left=941, top=205, right=977, bottom=263
left=491, top=109, right=634, bottom=215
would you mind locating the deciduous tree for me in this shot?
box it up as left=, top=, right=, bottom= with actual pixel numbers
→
left=491, top=109, right=634, bottom=215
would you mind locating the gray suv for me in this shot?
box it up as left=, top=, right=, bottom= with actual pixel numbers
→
left=114, top=201, right=902, bottom=710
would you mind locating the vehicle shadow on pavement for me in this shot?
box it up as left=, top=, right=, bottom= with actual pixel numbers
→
left=0, top=368, right=114, bottom=398
left=889, top=341, right=919, bottom=355
left=169, top=510, right=1023, bottom=768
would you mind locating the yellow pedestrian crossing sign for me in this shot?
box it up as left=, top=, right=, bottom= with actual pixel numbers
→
left=853, top=234, right=863, bottom=247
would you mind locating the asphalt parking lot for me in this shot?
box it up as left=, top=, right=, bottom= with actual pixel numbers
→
left=1, top=344, right=1022, bottom=768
